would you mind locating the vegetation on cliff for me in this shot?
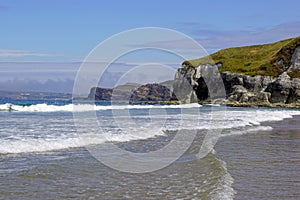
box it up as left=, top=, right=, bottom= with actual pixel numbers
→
left=183, top=36, right=300, bottom=77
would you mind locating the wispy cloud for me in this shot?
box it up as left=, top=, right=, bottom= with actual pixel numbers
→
left=182, top=22, right=300, bottom=51
left=0, top=49, right=57, bottom=57
left=120, top=22, right=300, bottom=59
left=0, top=78, right=75, bottom=93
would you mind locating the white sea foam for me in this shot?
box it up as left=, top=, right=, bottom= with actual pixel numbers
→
left=0, top=137, right=87, bottom=154
left=0, top=103, right=75, bottom=112
left=221, top=126, right=273, bottom=137
left=210, top=157, right=236, bottom=200
left=0, top=128, right=166, bottom=154
left=205, top=104, right=221, bottom=107
left=0, top=103, right=202, bottom=112
left=1, top=104, right=300, bottom=155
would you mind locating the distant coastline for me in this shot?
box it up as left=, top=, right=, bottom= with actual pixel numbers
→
left=0, top=90, right=72, bottom=101
left=88, top=36, right=300, bottom=108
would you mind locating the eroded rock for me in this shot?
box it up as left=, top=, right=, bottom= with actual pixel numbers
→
left=266, top=72, right=292, bottom=103
left=173, top=64, right=300, bottom=105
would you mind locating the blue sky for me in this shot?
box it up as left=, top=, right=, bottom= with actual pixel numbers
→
left=1, top=0, right=300, bottom=92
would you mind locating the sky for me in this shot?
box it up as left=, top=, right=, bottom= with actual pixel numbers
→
left=1, top=0, right=300, bottom=93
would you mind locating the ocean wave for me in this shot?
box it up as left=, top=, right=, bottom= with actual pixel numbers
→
left=1, top=106, right=300, bottom=155
left=0, top=125, right=275, bottom=155
left=220, top=126, right=273, bottom=137
left=209, top=157, right=236, bottom=200
left=0, top=128, right=166, bottom=154
left=0, top=103, right=202, bottom=112
left=0, top=137, right=87, bottom=154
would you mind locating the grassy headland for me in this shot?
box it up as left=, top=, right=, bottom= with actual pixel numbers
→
left=183, top=36, right=300, bottom=77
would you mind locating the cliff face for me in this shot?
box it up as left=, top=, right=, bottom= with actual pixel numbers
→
left=173, top=64, right=300, bottom=105
left=88, top=87, right=113, bottom=100
left=89, top=83, right=172, bottom=103
left=173, top=42, right=300, bottom=106
left=88, top=83, right=141, bottom=101
left=129, top=83, right=172, bottom=103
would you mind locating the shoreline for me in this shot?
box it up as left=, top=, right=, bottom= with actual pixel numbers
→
left=224, top=101, right=300, bottom=108
left=129, top=99, right=300, bottom=109
left=2, top=98, right=300, bottom=109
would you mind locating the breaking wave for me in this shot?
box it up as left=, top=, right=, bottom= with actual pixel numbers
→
left=0, top=103, right=202, bottom=112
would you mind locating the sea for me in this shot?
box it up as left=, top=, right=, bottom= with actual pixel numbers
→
left=0, top=100, right=299, bottom=200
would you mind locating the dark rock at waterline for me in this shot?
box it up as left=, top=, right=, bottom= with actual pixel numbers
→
left=88, top=83, right=172, bottom=103
left=173, top=64, right=300, bottom=106
left=88, top=87, right=113, bottom=101
left=129, top=83, right=172, bottom=103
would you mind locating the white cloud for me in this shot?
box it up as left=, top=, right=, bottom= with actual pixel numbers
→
left=188, top=22, right=300, bottom=50
left=0, top=49, right=56, bottom=57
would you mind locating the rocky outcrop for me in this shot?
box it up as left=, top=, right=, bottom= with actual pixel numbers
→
left=88, top=83, right=140, bottom=101
left=221, top=72, right=275, bottom=104
left=88, top=87, right=113, bottom=100
left=172, top=64, right=226, bottom=103
left=89, top=83, right=172, bottom=103
left=173, top=37, right=300, bottom=106
left=129, top=83, right=172, bottom=103
left=288, top=46, right=300, bottom=72
left=173, top=64, right=300, bottom=106
left=265, top=72, right=292, bottom=103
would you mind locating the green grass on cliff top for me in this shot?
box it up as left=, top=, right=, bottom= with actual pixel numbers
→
left=183, top=36, right=300, bottom=77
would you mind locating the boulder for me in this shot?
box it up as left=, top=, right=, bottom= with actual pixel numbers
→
left=228, top=85, right=248, bottom=102
left=266, top=72, right=292, bottom=103
left=286, top=78, right=300, bottom=103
